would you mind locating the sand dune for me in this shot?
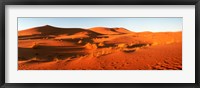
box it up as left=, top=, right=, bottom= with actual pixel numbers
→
left=19, top=25, right=101, bottom=38
left=89, top=27, right=133, bottom=35
left=18, top=25, right=182, bottom=70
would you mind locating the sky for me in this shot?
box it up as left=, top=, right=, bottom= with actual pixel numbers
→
left=18, top=17, right=182, bottom=32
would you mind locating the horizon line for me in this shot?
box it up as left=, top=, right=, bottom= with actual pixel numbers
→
left=18, top=24, right=182, bottom=33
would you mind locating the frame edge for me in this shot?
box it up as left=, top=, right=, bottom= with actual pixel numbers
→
left=0, top=0, right=5, bottom=88
left=1, top=0, right=200, bottom=88
left=195, top=1, right=200, bottom=87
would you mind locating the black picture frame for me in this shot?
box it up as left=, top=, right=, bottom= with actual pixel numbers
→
left=0, top=0, right=200, bottom=88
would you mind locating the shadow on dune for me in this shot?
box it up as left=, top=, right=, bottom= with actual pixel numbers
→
left=18, top=46, right=87, bottom=61
left=59, top=37, right=94, bottom=45
left=127, top=44, right=149, bottom=48
left=18, top=34, right=54, bottom=40
left=97, top=43, right=116, bottom=48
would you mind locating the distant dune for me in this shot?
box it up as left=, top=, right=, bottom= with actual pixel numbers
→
left=18, top=25, right=182, bottom=70
left=89, top=27, right=133, bottom=35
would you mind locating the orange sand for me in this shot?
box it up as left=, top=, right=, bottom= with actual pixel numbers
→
left=18, top=25, right=182, bottom=70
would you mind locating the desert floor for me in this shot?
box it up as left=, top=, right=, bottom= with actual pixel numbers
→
left=18, top=25, right=182, bottom=70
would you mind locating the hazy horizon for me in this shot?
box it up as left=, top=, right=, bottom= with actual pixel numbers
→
left=18, top=17, right=183, bottom=32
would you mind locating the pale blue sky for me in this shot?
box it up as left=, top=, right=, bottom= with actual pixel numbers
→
left=18, top=17, right=182, bottom=32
